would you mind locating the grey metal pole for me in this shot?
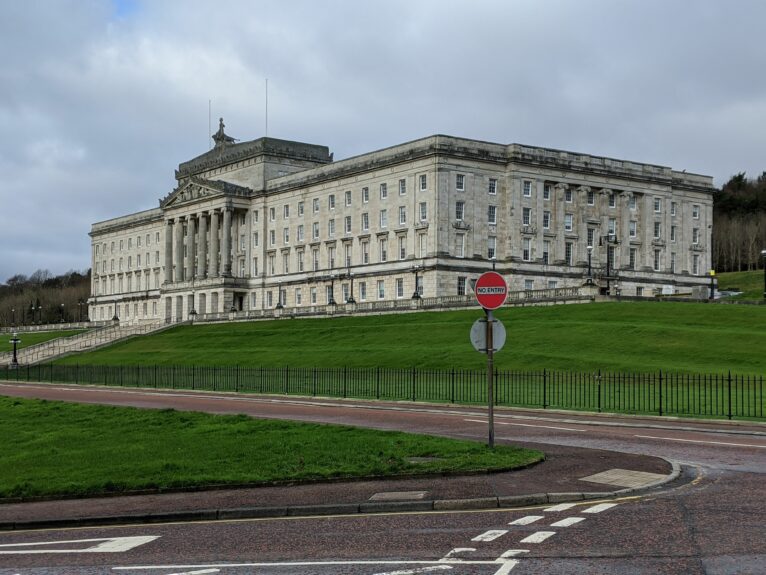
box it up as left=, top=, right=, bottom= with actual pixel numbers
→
left=486, top=309, right=495, bottom=449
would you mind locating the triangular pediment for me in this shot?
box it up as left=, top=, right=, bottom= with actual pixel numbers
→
left=160, top=177, right=253, bottom=209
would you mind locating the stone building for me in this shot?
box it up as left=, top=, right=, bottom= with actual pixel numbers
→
left=88, top=120, right=715, bottom=322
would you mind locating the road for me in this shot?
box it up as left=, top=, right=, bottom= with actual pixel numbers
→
left=0, top=382, right=764, bottom=574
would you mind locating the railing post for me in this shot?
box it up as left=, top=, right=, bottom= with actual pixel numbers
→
left=597, top=369, right=601, bottom=413
left=728, top=370, right=733, bottom=420
left=376, top=366, right=380, bottom=400
left=543, top=369, right=547, bottom=409
left=411, top=366, right=416, bottom=402
left=451, top=368, right=455, bottom=403
left=285, top=365, right=289, bottom=395
left=658, top=370, right=663, bottom=416
left=236, top=365, right=240, bottom=393
left=343, top=366, right=347, bottom=398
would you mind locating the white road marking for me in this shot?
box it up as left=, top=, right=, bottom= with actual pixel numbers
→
left=634, top=435, right=766, bottom=449
left=508, top=515, right=544, bottom=525
left=114, top=560, right=537, bottom=569
left=519, top=531, right=556, bottom=544
left=583, top=502, right=617, bottom=513
left=492, top=562, right=519, bottom=575
left=544, top=503, right=578, bottom=512
left=166, top=570, right=220, bottom=575
left=438, top=548, right=476, bottom=562
left=496, top=550, right=529, bottom=559
left=0, top=536, right=159, bottom=554
left=372, top=567, right=452, bottom=575
left=465, top=418, right=585, bottom=433
left=550, top=516, right=585, bottom=527
left=471, top=529, right=508, bottom=542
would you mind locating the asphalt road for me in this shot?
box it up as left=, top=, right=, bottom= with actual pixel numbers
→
left=0, top=383, right=764, bottom=574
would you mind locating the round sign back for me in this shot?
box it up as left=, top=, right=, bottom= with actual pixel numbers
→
left=475, top=271, right=508, bottom=310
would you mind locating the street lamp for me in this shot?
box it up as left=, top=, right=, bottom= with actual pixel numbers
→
left=709, top=269, right=716, bottom=301
left=328, top=274, right=336, bottom=306
left=411, top=264, right=422, bottom=300
left=600, top=233, right=619, bottom=295
left=275, top=281, right=284, bottom=309
left=346, top=268, right=356, bottom=304
left=11, top=308, right=15, bottom=328
left=112, top=305, right=119, bottom=322
left=189, top=308, right=197, bottom=324
left=60, top=303, right=65, bottom=323
left=762, top=249, right=766, bottom=299
left=586, top=245, right=594, bottom=285
left=9, top=332, right=20, bottom=369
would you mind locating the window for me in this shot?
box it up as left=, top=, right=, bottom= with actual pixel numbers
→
left=398, top=236, right=406, bottom=260
left=586, top=190, right=594, bottom=205
left=608, top=218, right=616, bottom=235
left=587, top=228, right=595, bottom=247
left=608, top=245, right=616, bottom=269
left=283, top=205, right=290, bottom=219
left=547, top=280, right=558, bottom=289
left=328, top=194, right=335, bottom=210
left=253, top=210, right=259, bottom=223
left=328, top=246, right=336, bottom=268
left=342, top=283, right=349, bottom=303
left=283, top=228, right=290, bottom=244
left=270, top=230, right=276, bottom=246
left=565, top=189, right=573, bottom=203
left=345, top=190, right=352, bottom=206
left=488, top=205, right=497, bottom=225
left=377, top=280, right=385, bottom=299
left=564, top=213, right=573, bottom=232
left=455, top=201, right=465, bottom=221
left=522, top=238, right=531, bottom=261
left=488, top=178, right=497, bottom=195
left=297, top=251, right=304, bottom=272
left=419, top=233, right=427, bottom=258
left=419, top=202, right=427, bottom=221
left=543, top=211, right=551, bottom=229
left=137, top=254, right=141, bottom=267
left=328, top=219, right=335, bottom=237
left=269, top=207, right=276, bottom=222
left=609, top=193, right=616, bottom=208
left=128, top=238, right=132, bottom=249
left=379, top=209, right=388, bottom=228
left=671, top=202, right=677, bottom=216
left=120, top=239, right=124, bottom=250
left=692, top=227, right=700, bottom=244
left=298, top=201, right=304, bottom=216
left=457, top=276, right=466, bottom=296
left=399, top=206, right=406, bottom=226
left=692, top=204, right=700, bottom=219
left=629, top=248, right=637, bottom=270
left=670, top=225, right=676, bottom=242
left=456, top=174, right=465, bottom=191
left=295, top=288, right=302, bottom=306
left=380, top=183, right=388, bottom=199
left=629, top=196, right=636, bottom=210
left=240, top=233, right=247, bottom=250
left=379, top=238, right=388, bottom=262
left=252, top=257, right=258, bottom=275
left=653, top=221, right=661, bottom=239
left=455, top=233, right=465, bottom=258
left=653, top=249, right=661, bottom=271
left=344, top=244, right=352, bottom=266
left=362, top=241, right=369, bottom=264
left=345, top=215, right=352, bottom=234
left=282, top=252, right=289, bottom=274
left=312, top=222, right=319, bottom=240
left=524, top=279, right=534, bottom=290
left=137, top=236, right=141, bottom=247
left=128, top=256, right=132, bottom=269
left=629, top=221, right=637, bottom=238
left=543, top=183, right=552, bottom=200
left=693, top=254, right=700, bottom=275
left=523, top=180, right=532, bottom=197
left=253, top=232, right=259, bottom=247
left=654, top=197, right=662, bottom=213
left=542, top=241, right=550, bottom=265
left=522, top=207, right=531, bottom=226
left=636, top=286, right=644, bottom=297
left=268, top=255, right=275, bottom=275
left=359, top=282, right=367, bottom=301
left=565, top=242, right=573, bottom=265
left=396, top=278, right=404, bottom=298
left=487, top=236, right=496, bottom=260
left=362, top=187, right=369, bottom=203
left=362, top=212, right=369, bottom=231
left=399, top=179, right=406, bottom=195
left=313, top=198, right=319, bottom=213
left=670, top=252, right=676, bottom=273
left=419, top=174, right=427, bottom=191
left=297, top=225, right=304, bottom=242
left=312, top=248, right=319, bottom=271
left=310, top=287, right=317, bottom=304
left=146, top=233, right=150, bottom=246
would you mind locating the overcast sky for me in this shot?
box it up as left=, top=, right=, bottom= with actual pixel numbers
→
left=1, top=0, right=765, bottom=282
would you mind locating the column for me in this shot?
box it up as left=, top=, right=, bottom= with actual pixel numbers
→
left=164, top=219, right=174, bottom=283
left=198, top=212, right=208, bottom=279
left=222, top=207, right=232, bottom=277
left=186, top=214, right=196, bottom=281
left=210, top=209, right=220, bottom=278
left=174, top=216, right=185, bottom=282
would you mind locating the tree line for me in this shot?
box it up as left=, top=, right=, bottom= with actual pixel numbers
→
left=0, top=269, right=91, bottom=327
left=713, top=172, right=766, bottom=273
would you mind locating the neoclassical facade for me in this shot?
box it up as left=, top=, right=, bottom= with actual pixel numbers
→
left=88, top=121, right=715, bottom=322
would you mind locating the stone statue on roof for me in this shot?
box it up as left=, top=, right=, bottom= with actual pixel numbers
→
left=212, top=117, right=237, bottom=147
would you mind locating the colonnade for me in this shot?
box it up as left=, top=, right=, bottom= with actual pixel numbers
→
left=164, top=206, right=234, bottom=283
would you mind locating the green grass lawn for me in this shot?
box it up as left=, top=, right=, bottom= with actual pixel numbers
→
left=2, top=330, right=84, bottom=352
left=717, top=269, right=765, bottom=300
left=0, top=396, right=542, bottom=500
left=55, top=302, right=766, bottom=374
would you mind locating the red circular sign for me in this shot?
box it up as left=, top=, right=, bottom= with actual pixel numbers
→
left=475, top=271, right=508, bottom=310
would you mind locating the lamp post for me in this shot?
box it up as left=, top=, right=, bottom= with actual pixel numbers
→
left=709, top=269, right=716, bottom=301
left=189, top=308, right=197, bottom=325
left=346, top=270, right=356, bottom=304
left=38, top=305, right=43, bottom=325
left=11, top=308, right=15, bottom=328
left=762, top=249, right=766, bottom=299
left=112, top=304, right=119, bottom=323
left=9, top=332, right=20, bottom=369
left=586, top=245, right=593, bottom=284
left=59, top=303, right=65, bottom=323
left=275, top=281, right=284, bottom=309
left=411, top=264, right=422, bottom=300
left=601, top=233, right=619, bottom=295
left=328, top=274, right=336, bottom=306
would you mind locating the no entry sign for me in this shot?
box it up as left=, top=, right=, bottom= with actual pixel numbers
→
left=475, top=271, right=508, bottom=310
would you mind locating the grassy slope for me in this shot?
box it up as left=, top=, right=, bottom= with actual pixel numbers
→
left=0, top=396, right=542, bottom=499
left=2, top=330, right=84, bottom=352
left=56, top=302, right=766, bottom=374
left=717, top=269, right=765, bottom=300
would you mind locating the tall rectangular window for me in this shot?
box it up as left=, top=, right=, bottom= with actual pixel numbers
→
left=629, top=196, right=636, bottom=210
left=380, top=209, right=388, bottom=228
left=298, top=201, right=304, bottom=216
left=377, top=280, right=385, bottom=299
left=488, top=178, right=497, bottom=195
left=345, top=190, right=352, bottom=206
left=399, top=179, right=406, bottom=195
left=362, top=241, right=369, bottom=264
left=671, top=202, right=677, bottom=216
left=283, top=204, right=290, bottom=219
left=380, top=183, right=388, bottom=199
left=565, top=242, right=573, bottom=265
left=692, top=227, right=700, bottom=244
left=359, top=282, right=367, bottom=301
left=629, top=221, right=637, bottom=238
left=670, top=252, right=676, bottom=273
left=543, top=183, right=552, bottom=200
left=487, top=236, right=496, bottom=259
left=345, top=216, right=352, bottom=234
left=608, top=218, right=616, bottom=235
left=312, top=248, right=319, bottom=271
left=419, top=174, right=427, bottom=191
left=456, top=174, right=465, bottom=191
left=396, top=278, right=404, bottom=298
left=629, top=248, right=637, bottom=270
left=542, top=240, right=550, bottom=265
left=361, top=212, right=369, bottom=231
left=312, top=222, right=319, bottom=240
left=693, top=254, right=700, bottom=275
left=362, top=187, right=369, bottom=203
left=587, top=227, right=595, bottom=247
left=586, top=190, right=594, bottom=205
left=399, top=206, right=406, bottom=226
left=654, top=249, right=661, bottom=271
left=455, top=201, right=465, bottom=221
left=379, top=238, right=388, bottom=262
left=565, top=189, right=573, bottom=203
left=419, top=202, right=427, bottom=221
left=654, top=197, right=662, bottom=213
left=522, top=207, right=531, bottom=226
left=297, top=251, right=303, bottom=272
left=270, top=230, right=275, bottom=246
left=297, top=225, right=304, bottom=242
left=653, top=221, right=661, bottom=239
left=543, top=211, right=551, bottom=229
left=608, top=193, right=616, bottom=208
left=398, top=236, right=406, bottom=260
left=345, top=244, right=352, bottom=267
left=564, top=213, right=573, bottom=232
left=455, top=233, right=465, bottom=257
left=328, top=194, right=336, bottom=210
left=670, top=225, right=676, bottom=242
left=313, top=198, right=319, bottom=213
left=692, top=204, right=700, bottom=219
left=419, top=233, right=427, bottom=257
left=283, top=228, right=290, bottom=244
left=269, top=207, right=275, bottom=221
left=328, top=246, right=336, bottom=268
left=523, top=180, right=532, bottom=197
left=488, top=205, right=497, bottom=225
left=522, top=238, right=531, bottom=261
left=282, top=252, right=289, bottom=274
left=457, top=276, right=466, bottom=295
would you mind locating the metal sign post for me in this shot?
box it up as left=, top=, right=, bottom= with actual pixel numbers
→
left=474, top=271, right=508, bottom=449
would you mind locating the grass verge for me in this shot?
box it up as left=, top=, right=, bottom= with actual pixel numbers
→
left=0, top=396, right=543, bottom=500
left=717, top=269, right=765, bottom=300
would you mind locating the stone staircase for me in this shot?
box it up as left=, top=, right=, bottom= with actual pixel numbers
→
left=1, top=320, right=180, bottom=367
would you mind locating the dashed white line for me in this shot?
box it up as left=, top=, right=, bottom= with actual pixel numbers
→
left=372, top=567, right=452, bottom=575
left=634, top=435, right=766, bottom=449
left=508, top=515, right=544, bottom=526
left=496, top=550, right=529, bottom=559
left=519, top=531, right=556, bottom=544
left=544, top=503, right=578, bottom=512
left=550, top=516, right=585, bottom=527
left=166, top=570, right=220, bottom=575
left=583, top=503, right=618, bottom=514
left=464, top=418, right=585, bottom=433
left=471, top=530, right=508, bottom=542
